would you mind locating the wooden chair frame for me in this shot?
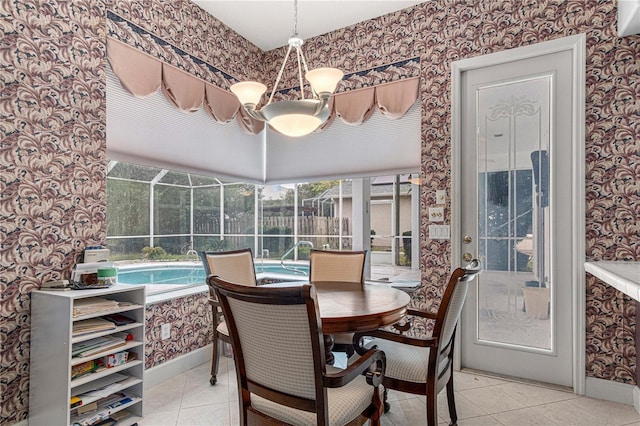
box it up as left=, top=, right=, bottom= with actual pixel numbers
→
left=354, top=259, right=482, bottom=426
left=209, top=276, right=386, bottom=426
left=200, top=248, right=256, bottom=385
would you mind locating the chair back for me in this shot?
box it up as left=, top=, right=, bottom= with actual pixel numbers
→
left=309, top=249, right=366, bottom=284
left=200, top=248, right=257, bottom=287
left=433, top=259, right=482, bottom=377
left=208, top=276, right=328, bottom=421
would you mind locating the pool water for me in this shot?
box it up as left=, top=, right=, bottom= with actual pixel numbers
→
left=117, top=263, right=309, bottom=285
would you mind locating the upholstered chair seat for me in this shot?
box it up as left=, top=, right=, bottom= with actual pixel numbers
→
left=251, top=369, right=379, bottom=426
left=361, top=340, right=431, bottom=384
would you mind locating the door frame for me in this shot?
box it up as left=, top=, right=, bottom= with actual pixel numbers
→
left=450, top=34, right=586, bottom=393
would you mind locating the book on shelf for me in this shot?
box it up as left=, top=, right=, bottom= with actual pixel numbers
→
left=71, top=393, right=137, bottom=426
left=72, top=334, right=127, bottom=358
left=73, top=297, right=120, bottom=318
left=73, top=318, right=117, bottom=336
left=70, top=396, right=82, bottom=409
left=102, top=313, right=135, bottom=326
left=75, top=401, right=98, bottom=415
left=72, top=375, right=139, bottom=404
left=109, top=409, right=131, bottom=423
left=41, top=279, right=71, bottom=291
left=71, top=360, right=103, bottom=380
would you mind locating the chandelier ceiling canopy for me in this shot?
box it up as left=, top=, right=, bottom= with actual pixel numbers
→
left=230, top=0, right=343, bottom=138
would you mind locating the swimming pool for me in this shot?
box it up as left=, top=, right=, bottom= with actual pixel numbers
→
left=117, top=262, right=309, bottom=286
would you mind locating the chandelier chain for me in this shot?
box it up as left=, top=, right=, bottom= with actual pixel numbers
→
left=293, top=0, right=298, bottom=36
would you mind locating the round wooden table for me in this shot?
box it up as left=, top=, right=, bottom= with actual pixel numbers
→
left=266, top=281, right=411, bottom=363
left=312, top=281, right=410, bottom=333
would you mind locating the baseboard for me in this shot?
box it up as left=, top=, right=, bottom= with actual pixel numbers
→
left=144, top=344, right=213, bottom=389
left=585, top=376, right=637, bottom=408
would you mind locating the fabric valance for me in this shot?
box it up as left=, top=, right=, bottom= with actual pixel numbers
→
left=107, top=38, right=419, bottom=135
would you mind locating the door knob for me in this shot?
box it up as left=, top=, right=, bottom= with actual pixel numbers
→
left=463, top=252, right=473, bottom=262
left=463, top=235, right=472, bottom=244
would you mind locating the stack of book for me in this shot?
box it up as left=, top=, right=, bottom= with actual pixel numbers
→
left=72, top=334, right=128, bottom=359
left=72, top=318, right=117, bottom=337
left=70, top=391, right=136, bottom=426
left=73, top=298, right=120, bottom=318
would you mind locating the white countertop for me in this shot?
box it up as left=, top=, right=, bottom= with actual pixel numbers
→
left=585, top=261, right=640, bottom=302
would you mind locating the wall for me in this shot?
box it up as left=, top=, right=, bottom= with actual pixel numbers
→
left=145, top=294, right=211, bottom=369
left=2, top=1, right=109, bottom=424
left=1, top=0, right=638, bottom=424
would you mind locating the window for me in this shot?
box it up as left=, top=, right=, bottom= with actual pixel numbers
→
left=106, top=162, right=419, bottom=280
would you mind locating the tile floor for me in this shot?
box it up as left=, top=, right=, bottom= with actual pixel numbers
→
left=139, top=356, right=640, bottom=426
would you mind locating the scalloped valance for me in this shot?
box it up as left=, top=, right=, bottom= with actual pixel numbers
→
left=107, top=38, right=419, bottom=136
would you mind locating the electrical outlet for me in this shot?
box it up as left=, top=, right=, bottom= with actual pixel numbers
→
left=161, top=323, right=171, bottom=340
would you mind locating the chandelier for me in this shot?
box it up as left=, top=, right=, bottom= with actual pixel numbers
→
left=230, top=0, right=343, bottom=138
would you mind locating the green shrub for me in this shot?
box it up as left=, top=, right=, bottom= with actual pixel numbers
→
left=142, top=246, right=167, bottom=259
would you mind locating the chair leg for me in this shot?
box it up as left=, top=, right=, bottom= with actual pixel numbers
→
left=426, top=384, right=438, bottom=426
left=370, top=386, right=383, bottom=426
left=210, top=333, right=219, bottom=385
left=345, top=344, right=355, bottom=358
left=446, top=373, right=458, bottom=425
left=383, top=387, right=390, bottom=413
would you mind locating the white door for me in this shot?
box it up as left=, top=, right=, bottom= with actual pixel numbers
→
left=452, top=36, right=585, bottom=388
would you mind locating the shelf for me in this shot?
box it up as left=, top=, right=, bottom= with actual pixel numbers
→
left=29, top=285, right=145, bottom=425
left=71, top=359, right=144, bottom=388
left=71, top=374, right=142, bottom=406
left=71, top=340, right=143, bottom=366
left=72, top=304, right=144, bottom=321
left=70, top=395, right=142, bottom=426
left=72, top=323, right=142, bottom=344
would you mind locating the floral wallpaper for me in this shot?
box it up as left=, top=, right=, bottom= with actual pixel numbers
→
left=1, top=1, right=109, bottom=424
left=0, top=0, right=638, bottom=424
left=145, top=294, right=211, bottom=370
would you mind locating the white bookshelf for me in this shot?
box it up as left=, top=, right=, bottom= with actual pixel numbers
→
left=29, top=285, right=145, bottom=426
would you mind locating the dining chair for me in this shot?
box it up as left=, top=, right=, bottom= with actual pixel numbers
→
left=353, top=259, right=482, bottom=426
left=309, top=249, right=367, bottom=357
left=309, top=249, right=366, bottom=284
left=200, top=248, right=257, bottom=385
left=208, top=276, right=386, bottom=426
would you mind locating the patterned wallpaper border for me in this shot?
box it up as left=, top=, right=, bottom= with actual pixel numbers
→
left=107, top=10, right=237, bottom=84
left=107, top=10, right=421, bottom=93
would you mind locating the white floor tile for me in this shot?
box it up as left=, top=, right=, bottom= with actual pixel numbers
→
left=459, top=385, right=527, bottom=414
left=140, top=362, right=640, bottom=426
left=176, top=402, right=231, bottom=426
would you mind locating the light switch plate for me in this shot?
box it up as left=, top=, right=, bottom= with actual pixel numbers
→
left=429, top=207, right=444, bottom=222
left=436, top=190, right=446, bottom=205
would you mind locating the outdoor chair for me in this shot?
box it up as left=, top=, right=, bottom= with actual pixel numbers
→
left=309, top=249, right=367, bottom=357
left=200, top=248, right=257, bottom=385
left=208, top=276, right=386, bottom=426
left=353, top=259, right=482, bottom=426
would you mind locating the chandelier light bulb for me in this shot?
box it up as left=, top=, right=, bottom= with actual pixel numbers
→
left=306, top=68, right=344, bottom=97
left=230, top=81, right=267, bottom=107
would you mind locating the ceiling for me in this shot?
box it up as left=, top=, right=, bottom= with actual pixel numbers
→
left=193, top=0, right=424, bottom=51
